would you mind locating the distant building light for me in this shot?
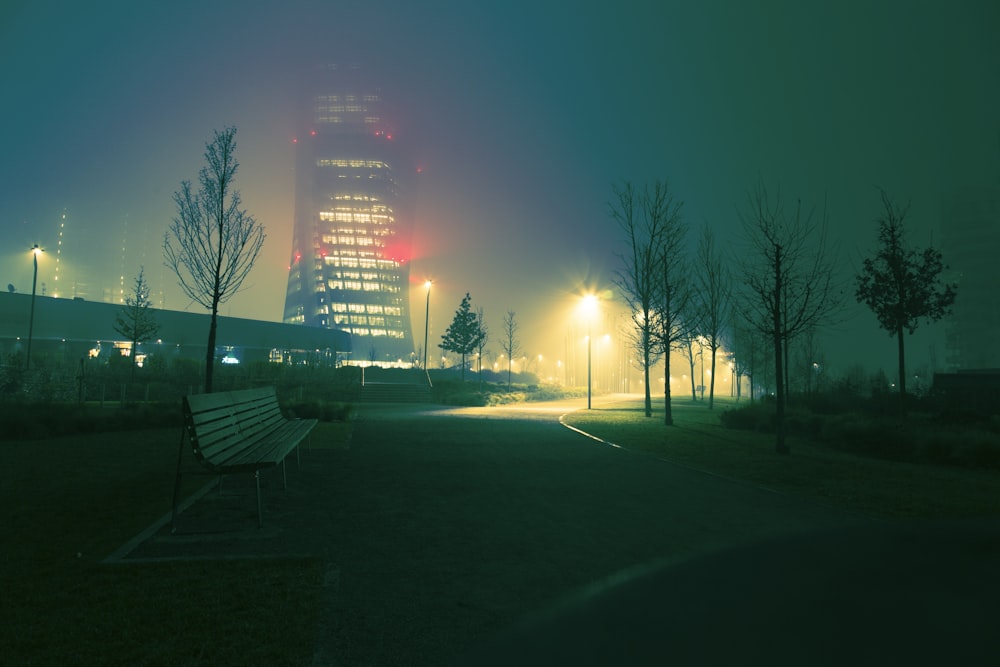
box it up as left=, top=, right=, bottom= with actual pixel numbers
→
left=221, top=355, right=240, bottom=365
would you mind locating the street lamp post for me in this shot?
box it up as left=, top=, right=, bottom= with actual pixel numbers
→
left=422, top=280, right=432, bottom=378
left=587, top=323, right=592, bottom=409
left=26, top=244, right=43, bottom=371
left=581, top=293, right=598, bottom=410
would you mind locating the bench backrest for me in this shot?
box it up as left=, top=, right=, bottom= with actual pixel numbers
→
left=182, top=387, right=287, bottom=468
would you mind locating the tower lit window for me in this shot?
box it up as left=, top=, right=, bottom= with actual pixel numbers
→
left=284, top=65, right=415, bottom=363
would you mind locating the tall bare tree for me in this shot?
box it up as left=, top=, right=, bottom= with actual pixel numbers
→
left=113, top=267, right=160, bottom=386
left=500, top=309, right=521, bottom=391
left=855, top=189, right=956, bottom=408
left=165, top=127, right=265, bottom=393
left=693, top=224, right=732, bottom=409
left=648, top=183, right=693, bottom=426
left=610, top=181, right=668, bottom=419
left=736, top=182, right=841, bottom=454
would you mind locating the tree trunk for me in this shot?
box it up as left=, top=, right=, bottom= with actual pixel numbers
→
left=783, top=336, right=790, bottom=406
left=663, top=356, right=673, bottom=425
left=774, top=245, right=788, bottom=454
left=708, top=347, right=717, bottom=409
left=774, top=334, right=787, bottom=454
left=129, top=339, right=138, bottom=386
left=897, top=325, right=907, bottom=413
left=687, top=348, right=697, bottom=401
left=642, top=347, right=652, bottom=418
left=205, top=308, right=218, bottom=393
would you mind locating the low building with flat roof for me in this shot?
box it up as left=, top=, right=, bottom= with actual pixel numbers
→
left=0, top=292, right=351, bottom=367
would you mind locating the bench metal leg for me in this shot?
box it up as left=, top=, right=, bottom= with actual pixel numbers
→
left=170, top=429, right=188, bottom=533
left=282, top=457, right=288, bottom=490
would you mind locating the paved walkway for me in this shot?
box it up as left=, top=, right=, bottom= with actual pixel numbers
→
left=108, top=398, right=999, bottom=665
left=115, top=398, right=863, bottom=563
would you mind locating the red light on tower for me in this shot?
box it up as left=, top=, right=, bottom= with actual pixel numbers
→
left=310, top=129, right=317, bottom=136
left=292, top=137, right=298, bottom=144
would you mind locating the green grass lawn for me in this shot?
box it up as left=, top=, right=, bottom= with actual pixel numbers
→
left=0, top=422, right=348, bottom=666
left=565, top=396, right=1000, bottom=520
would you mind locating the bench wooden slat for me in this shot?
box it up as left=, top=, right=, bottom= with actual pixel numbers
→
left=203, top=425, right=312, bottom=469
left=183, top=388, right=307, bottom=468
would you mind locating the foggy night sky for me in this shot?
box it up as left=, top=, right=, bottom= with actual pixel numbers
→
left=2, top=0, right=998, bottom=377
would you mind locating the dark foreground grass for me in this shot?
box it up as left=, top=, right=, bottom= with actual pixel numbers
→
left=565, top=396, right=1000, bottom=520
left=5, top=400, right=999, bottom=664
left=0, top=422, right=348, bottom=665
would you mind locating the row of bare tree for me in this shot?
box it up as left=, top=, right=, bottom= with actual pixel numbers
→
left=114, top=125, right=956, bottom=445
left=611, top=180, right=956, bottom=454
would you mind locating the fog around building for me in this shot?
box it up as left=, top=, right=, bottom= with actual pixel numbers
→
left=2, top=0, right=998, bottom=380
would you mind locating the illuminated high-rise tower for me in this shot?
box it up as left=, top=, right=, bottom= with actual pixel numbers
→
left=283, top=64, right=415, bottom=363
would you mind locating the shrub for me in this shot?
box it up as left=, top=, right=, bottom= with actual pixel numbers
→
left=818, top=413, right=915, bottom=461
left=487, top=392, right=526, bottom=406
left=439, top=389, right=489, bottom=407
left=282, top=398, right=354, bottom=422
left=914, top=429, right=1000, bottom=469
left=720, top=397, right=1000, bottom=470
left=527, top=384, right=585, bottom=402
left=719, top=402, right=775, bottom=432
left=0, top=401, right=182, bottom=440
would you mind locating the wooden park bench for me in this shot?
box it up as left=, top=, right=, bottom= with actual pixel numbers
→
left=171, top=386, right=317, bottom=529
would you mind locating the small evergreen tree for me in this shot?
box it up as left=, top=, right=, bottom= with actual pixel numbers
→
left=113, top=267, right=160, bottom=386
left=439, top=293, right=485, bottom=383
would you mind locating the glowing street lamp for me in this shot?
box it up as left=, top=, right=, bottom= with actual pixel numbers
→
left=26, top=244, right=43, bottom=371
left=422, top=280, right=432, bottom=374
